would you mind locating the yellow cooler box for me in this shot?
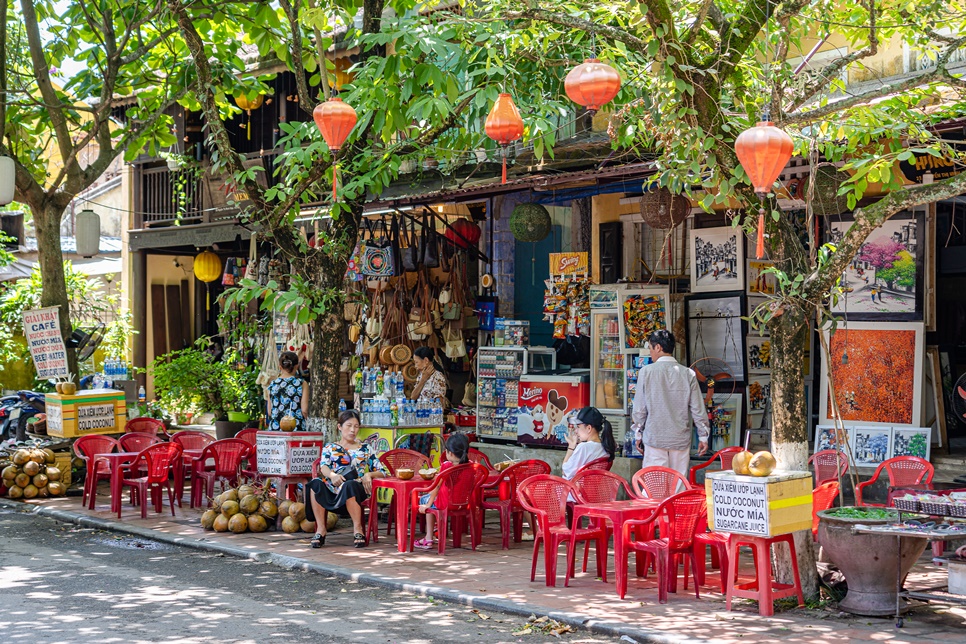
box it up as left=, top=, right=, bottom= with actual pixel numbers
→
left=46, top=390, right=127, bottom=438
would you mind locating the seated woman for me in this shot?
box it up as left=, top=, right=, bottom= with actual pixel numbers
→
left=561, top=406, right=616, bottom=480
left=305, top=410, right=388, bottom=548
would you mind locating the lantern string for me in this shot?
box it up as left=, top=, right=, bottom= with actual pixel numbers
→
left=756, top=206, right=766, bottom=259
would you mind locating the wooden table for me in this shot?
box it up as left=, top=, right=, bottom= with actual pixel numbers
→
left=367, top=476, right=434, bottom=552
left=569, top=498, right=660, bottom=584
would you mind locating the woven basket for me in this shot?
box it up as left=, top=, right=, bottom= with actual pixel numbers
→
left=949, top=503, right=966, bottom=519
left=893, top=497, right=920, bottom=513
left=639, top=188, right=690, bottom=229
left=379, top=346, right=395, bottom=366
left=402, top=361, right=420, bottom=383
left=920, top=500, right=951, bottom=516
left=391, top=344, right=413, bottom=366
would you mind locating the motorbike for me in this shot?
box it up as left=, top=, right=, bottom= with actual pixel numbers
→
left=0, top=391, right=46, bottom=443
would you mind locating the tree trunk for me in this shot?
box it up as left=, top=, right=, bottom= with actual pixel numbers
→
left=768, top=305, right=819, bottom=599
left=307, top=259, right=346, bottom=438
left=34, top=203, right=78, bottom=379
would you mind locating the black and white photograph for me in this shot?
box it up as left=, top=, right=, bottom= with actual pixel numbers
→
left=827, top=215, right=922, bottom=318
left=690, top=226, right=745, bottom=293
left=851, top=426, right=893, bottom=467
left=686, top=294, right=745, bottom=382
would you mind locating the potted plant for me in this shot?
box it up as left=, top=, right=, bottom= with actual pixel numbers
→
left=817, top=506, right=928, bottom=616
left=220, top=358, right=263, bottom=428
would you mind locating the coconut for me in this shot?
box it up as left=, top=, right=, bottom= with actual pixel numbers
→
left=23, top=461, right=41, bottom=477
left=42, top=449, right=55, bottom=464
left=259, top=501, right=279, bottom=519
left=288, top=502, right=306, bottom=522
left=247, top=514, right=268, bottom=533
left=278, top=499, right=292, bottom=518
left=222, top=488, right=239, bottom=502
left=732, top=451, right=753, bottom=476
left=22, top=484, right=39, bottom=499
left=47, top=482, right=65, bottom=496
left=213, top=514, right=230, bottom=532
left=37, top=486, right=50, bottom=498
left=14, top=473, right=31, bottom=488
left=7, top=485, right=23, bottom=499
left=281, top=515, right=300, bottom=533
left=211, top=494, right=223, bottom=511
left=326, top=512, right=338, bottom=531
left=279, top=416, right=297, bottom=432
left=749, top=451, right=778, bottom=477
left=237, top=485, right=255, bottom=499
left=239, top=494, right=260, bottom=514
left=32, top=473, right=49, bottom=488
left=300, top=519, right=316, bottom=533
left=45, top=466, right=61, bottom=482
left=29, top=450, right=46, bottom=464
left=221, top=500, right=240, bottom=517
left=201, top=509, right=218, bottom=530
left=12, top=451, right=30, bottom=466
left=1, top=465, right=17, bottom=481
left=228, top=513, right=249, bottom=533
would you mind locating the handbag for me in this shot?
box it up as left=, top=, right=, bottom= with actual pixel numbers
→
left=462, top=381, right=477, bottom=407
left=244, top=233, right=257, bottom=281
left=442, top=301, right=461, bottom=320
left=389, top=216, right=404, bottom=277
left=443, top=322, right=466, bottom=359
left=463, top=306, right=479, bottom=330
left=361, top=220, right=394, bottom=277
left=402, top=216, right=419, bottom=273
left=421, top=213, right=439, bottom=268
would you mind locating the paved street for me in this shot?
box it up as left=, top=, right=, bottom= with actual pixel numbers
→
left=0, top=508, right=616, bottom=644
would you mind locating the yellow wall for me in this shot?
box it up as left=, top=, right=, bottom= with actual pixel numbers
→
left=590, top=193, right=640, bottom=282
left=0, top=337, right=37, bottom=392
left=145, top=254, right=196, bottom=398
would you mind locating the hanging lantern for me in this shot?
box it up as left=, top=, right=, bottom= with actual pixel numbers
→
left=193, top=250, right=222, bottom=311
left=735, top=120, right=794, bottom=259
left=445, top=217, right=482, bottom=249
left=485, top=93, right=524, bottom=184
left=509, top=203, right=551, bottom=243
left=75, top=208, right=100, bottom=258
left=234, top=94, right=264, bottom=141
left=0, top=156, right=14, bottom=206
left=565, top=59, right=621, bottom=112
left=327, top=57, right=356, bottom=89
left=313, top=97, right=358, bottom=202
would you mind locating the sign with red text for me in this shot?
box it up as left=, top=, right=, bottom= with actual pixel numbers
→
left=549, top=252, right=588, bottom=276
left=22, top=307, right=69, bottom=379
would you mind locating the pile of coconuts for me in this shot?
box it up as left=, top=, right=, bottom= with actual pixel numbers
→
left=1, top=448, right=67, bottom=499
left=199, top=481, right=337, bottom=534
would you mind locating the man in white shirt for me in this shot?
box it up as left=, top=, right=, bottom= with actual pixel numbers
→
left=631, top=330, right=710, bottom=478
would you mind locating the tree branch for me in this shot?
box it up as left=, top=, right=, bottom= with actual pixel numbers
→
left=279, top=0, right=315, bottom=117
left=684, top=0, right=716, bottom=46
left=306, top=0, right=331, bottom=101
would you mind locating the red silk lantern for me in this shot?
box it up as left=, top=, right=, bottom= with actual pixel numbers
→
left=565, top=59, right=621, bottom=112
left=735, top=120, right=794, bottom=259
left=485, top=93, right=524, bottom=184
left=445, top=217, right=482, bottom=248
left=313, top=97, right=358, bottom=202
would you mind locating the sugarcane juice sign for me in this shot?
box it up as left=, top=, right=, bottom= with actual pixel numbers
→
left=711, top=478, right=769, bottom=536
left=22, top=307, right=69, bottom=379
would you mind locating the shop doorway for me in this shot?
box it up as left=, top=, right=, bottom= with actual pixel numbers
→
left=514, top=225, right=561, bottom=347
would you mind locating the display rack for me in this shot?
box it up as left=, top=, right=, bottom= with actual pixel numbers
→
left=476, top=346, right=555, bottom=443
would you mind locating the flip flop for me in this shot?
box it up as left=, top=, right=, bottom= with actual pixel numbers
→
left=311, top=533, right=325, bottom=548
left=353, top=532, right=366, bottom=548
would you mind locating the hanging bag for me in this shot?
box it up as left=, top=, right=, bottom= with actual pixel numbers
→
left=361, top=219, right=395, bottom=277
left=421, top=213, right=439, bottom=269
left=389, top=216, right=404, bottom=277
left=403, top=216, right=419, bottom=272
left=243, top=233, right=257, bottom=281
left=443, top=322, right=466, bottom=359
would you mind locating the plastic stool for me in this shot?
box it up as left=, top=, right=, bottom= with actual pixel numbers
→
left=695, top=531, right=730, bottom=593
left=725, top=533, right=804, bottom=616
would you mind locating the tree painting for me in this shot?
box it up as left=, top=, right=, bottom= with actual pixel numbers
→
left=877, top=251, right=916, bottom=291
left=894, top=430, right=929, bottom=459
left=858, top=239, right=905, bottom=287
left=853, top=429, right=891, bottom=466
left=826, top=328, right=918, bottom=425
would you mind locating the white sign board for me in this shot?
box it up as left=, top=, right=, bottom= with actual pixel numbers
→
left=22, top=307, right=69, bottom=379
left=710, top=477, right=770, bottom=536
left=76, top=403, right=116, bottom=432
left=256, top=435, right=288, bottom=475
left=255, top=432, right=326, bottom=476
left=290, top=447, right=321, bottom=474
left=46, top=404, right=63, bottom=433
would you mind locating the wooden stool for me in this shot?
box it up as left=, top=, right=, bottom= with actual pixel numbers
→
left=725, top=533, right=804, bottom=616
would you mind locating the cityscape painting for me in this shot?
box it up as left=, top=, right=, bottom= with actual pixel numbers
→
left=892, top=427, right=931, bottom=460
left=691, top=226, right=745, bottom=293
left=851, top=426, right=893, bottom=467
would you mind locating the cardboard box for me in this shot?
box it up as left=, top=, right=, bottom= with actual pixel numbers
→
left=706, top=470, right=813, bottom=537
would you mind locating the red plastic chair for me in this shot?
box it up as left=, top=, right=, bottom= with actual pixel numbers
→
left=808, top=450, right=849, bottom=486
left=578, top=456, right=613, bottom=473
left=813, top=480, right=840, bottom=540
left=171, top=430, right=215, bottom=451
left=125, top=417, right=169, bottom=439
left=235, top=428, right=261, bottom=482
left=190, top=438, right=250, bottom=508
left=688, top=446, right=745, bottom=485
left=74, top=435, right=120, bottom=510
left=117, top=442, right=183, bottom=519
left=517, top=475, right=607, bottom=587
left=119, top=433, right=163, bottom=452
left=694, top=519, right=730, bottom=594
left=856, top=456, right=934, bottom=507
left=468, top=448, right=494, bottom=470
left=632, top=466, right=692, bottom=500
left=618, top=489, right=707, bottom=601
left=481, top=459, right=551, bottom=549
left=378, top=449, right=431, bottom=537
left=571, top=469, right=636, bottom=572
left=409, top=463, right=489, bottom=554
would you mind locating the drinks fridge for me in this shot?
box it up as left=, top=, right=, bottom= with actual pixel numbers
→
left=589, top=285, right=634, bottom=454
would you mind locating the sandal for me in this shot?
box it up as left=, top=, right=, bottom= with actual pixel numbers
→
left=311, top=533, right=325, bottom=548
left=414, top=537, right=433, bottom=550
left=353, top=532, right=366, bottom=548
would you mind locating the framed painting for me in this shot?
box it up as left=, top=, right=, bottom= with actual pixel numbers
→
left=691, top=226, right=745, bottom=293
left=819, top=322, right=924, bottom=427
left=892, top=427, right=931, bottom=460
left=618, top=287, right=670, bottom=351
left=747, top=336, right=772, bottom=374
left=693, top=393, right=742, bottom=455
left=814, top=424, right=850, bottom=454
left=747, top=376, right=771, bottom=418
left=851, top=426, right=893, bottom=467
left=686, top=293, right=745, bottom=382
left=747, top=295, right=770, bottom=337
left=826, top=214, right=923, bottom=319
left=747, top=259, right=777, bottom=295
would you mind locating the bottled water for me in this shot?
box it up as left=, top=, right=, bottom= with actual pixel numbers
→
left=362, top=367, right=370, bottom=395
left=362, top=400, right=371, bottom=425
left=390, top=400, right=399, bottom=427
left=432, top=398, right=442, bottom=425
left=339, top=398, right=347, bottom=413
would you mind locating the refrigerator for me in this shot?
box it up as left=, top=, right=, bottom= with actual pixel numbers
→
left=589, top=285, right=636, bottom=455
left=517, top=373, right=590, bottom=447
left=476, top=346, right=556, bottom=442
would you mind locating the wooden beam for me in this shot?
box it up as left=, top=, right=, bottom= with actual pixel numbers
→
left=151, top=284, right=167, bottom=360
left=180, top=279, right=192, bottom=346
left=166, top=284, right=183, bottom=352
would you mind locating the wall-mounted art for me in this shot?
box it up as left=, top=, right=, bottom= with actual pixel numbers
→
left=747, top=376, right=771, bottom=418
left=691, top=226, right=745, bottom=293
left=819, top=322, right=924, bottom=427
left=747, top=259, right=777, bottom=295
left=693, top=393, right=743, bottom=455
left=619, top=287, right=670, bottom=351
left=851, top=426, right=893, bottom=467
left=686, top=293, right=745, bottom=382
left=747, top=336, right=772, bottom=375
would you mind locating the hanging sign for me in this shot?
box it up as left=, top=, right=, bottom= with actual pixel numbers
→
left=549, top=252, right=588, bottom=276
left=23, top=307, right=70, bottom=379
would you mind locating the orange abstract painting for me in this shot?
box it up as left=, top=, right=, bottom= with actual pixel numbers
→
left=826, top=328, right=917, bottom=424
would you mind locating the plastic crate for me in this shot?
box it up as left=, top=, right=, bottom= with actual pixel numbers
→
left=893, top=497, right=920, bottom=513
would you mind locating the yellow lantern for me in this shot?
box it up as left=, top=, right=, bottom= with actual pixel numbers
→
left=234, top=94, right=265, bottom=140
left=193, top=250, right=222, bottom=310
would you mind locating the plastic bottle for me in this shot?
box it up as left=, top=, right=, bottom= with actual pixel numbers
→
left=354, top=368, right=363, bottom=393
left=390, top=400, right=399, bottom=427
left=362, top=367, right=370, bottom=395
left=339, top=398, right=347, bottom=413
left=376, top=369, right=384, bottom=395
left=138, top=385, right=146, bottom=404
left=362, top=400, right=371, bottom=425
left=433, top=398, right=442, bottom=425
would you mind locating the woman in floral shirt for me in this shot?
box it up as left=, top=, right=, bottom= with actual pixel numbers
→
left=305, top=410, right=388, bottom=548
left=267, top=351, right=308, bottom=431
left=411, top=346, right=448, bottom=404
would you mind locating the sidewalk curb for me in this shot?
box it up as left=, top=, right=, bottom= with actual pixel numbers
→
left=0, top=498, right=709, bottom=644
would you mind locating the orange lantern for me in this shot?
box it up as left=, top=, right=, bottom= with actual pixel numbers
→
left=313, top=97, right=358, bottom=202
left=234, top=94, right=264, bottom=141
left=485, top=93, right=524, bottom=184
left=735, top=120, right=794, bottom=259
left=565, top=59, right=621, bottom=112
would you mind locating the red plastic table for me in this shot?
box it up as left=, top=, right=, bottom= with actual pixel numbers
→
left=99, top=452, right=138, bottom=516
left=569, top=498, right=660, bottom=583
left=368, top=476, right=433, bottom=552
left=178, top=448, right=203, bottom=506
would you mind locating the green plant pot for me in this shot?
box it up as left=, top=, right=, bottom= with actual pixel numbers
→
left=227, top=411, right=250, bottom=423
